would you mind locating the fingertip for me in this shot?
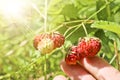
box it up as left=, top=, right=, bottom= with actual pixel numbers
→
left=53, top=75, right=67, bottom=80
left=80, top=56, right=110, bottom=69
left=79, top=56, right=120, bottom=80
left=60, top=60, right=96, bottom=80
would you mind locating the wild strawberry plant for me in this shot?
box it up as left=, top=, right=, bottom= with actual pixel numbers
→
left=0, top=0, right=120, bottom=80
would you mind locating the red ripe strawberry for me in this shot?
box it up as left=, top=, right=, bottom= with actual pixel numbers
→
left=65, top=46, right=83, bottom=65
left=50, top=32, right=65, bottom=48
left=77, top=37, right=101, bottom=57
left=33, top=32, right=65, bottom=54
left=70, top=46, right=78, bottom=54
left=65, top=53, right=78, bottom=65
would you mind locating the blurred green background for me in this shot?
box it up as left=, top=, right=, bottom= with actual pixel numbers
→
left=0, top=0, right=120, bottom=80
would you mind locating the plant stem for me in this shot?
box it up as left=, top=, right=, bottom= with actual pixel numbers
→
left=65, top=24, right=82, bottom=39
left=82, top=23, right=88, bottom=37
left=54, top=0, right=112, bottom=40
left=86, top=2, right=109, bottom=21
left=0, top=74, right=11, bottom=80
left=64, top=3, right=109, bottom=39
left=44, top=0, right=48, bottom=80
left=114, top=41, right=120, bottom=71
left=52, top=20, right=94, bottom=32
left=44, top=54, right=47, bottom=80
left=64, top=24, right=79, bottom=37
left=105, top=0, right=111, bottom=20
left=44, top=0, right=47, bottom=32
left=109, top=54, right=117, bottom=64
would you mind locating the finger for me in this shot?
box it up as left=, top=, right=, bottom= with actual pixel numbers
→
left=60, top=61, right=96, bottom=80
left=53, top=75, right=67, bottom=80
left=80, top=56, right=120, bottom=80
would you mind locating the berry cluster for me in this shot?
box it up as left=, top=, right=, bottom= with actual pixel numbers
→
left=65, top=37, right=101, bottom=65
left=33, top=32, right=65, bottom=54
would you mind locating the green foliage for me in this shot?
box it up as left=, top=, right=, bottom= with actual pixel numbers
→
left=60, top=4, right=79, bottom=19
left=0, top=0, right=120, bottom=80
left=91, top=21, right=120, bottom=34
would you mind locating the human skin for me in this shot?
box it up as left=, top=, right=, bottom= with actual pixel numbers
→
left=54, top=56, right=120, bottom=80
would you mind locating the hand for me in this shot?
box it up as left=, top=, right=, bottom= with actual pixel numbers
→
left=54, top=56, right=120, bottom=80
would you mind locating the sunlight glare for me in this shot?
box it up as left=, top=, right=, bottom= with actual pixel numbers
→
left=0, top=0, right=24, bottom=18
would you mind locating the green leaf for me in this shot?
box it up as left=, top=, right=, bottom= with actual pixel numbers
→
left=94, top=30, right=112, bottom=54
left=96, top=0, right=108, bottom=20
left=114, top=12, right=120, bottom=23
left=60, top=4, right=79, bottom=19
left=105, top=31, right=120, bottom=50
left=76, top=0, right=95, bottom=6
left=49, top=0, right=63, bottom=6
left=91, top=21, right=120, bottom=34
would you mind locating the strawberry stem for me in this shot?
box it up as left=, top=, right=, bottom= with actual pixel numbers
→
left=44, top=0, right=47, bottom=32
left=44, top=0, right=48, bottom=80
left=44, top=54, right=47, bottom=80
left=113, top=41, right=120, bottom=71
left=82, top=23, right=88, bottom=37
